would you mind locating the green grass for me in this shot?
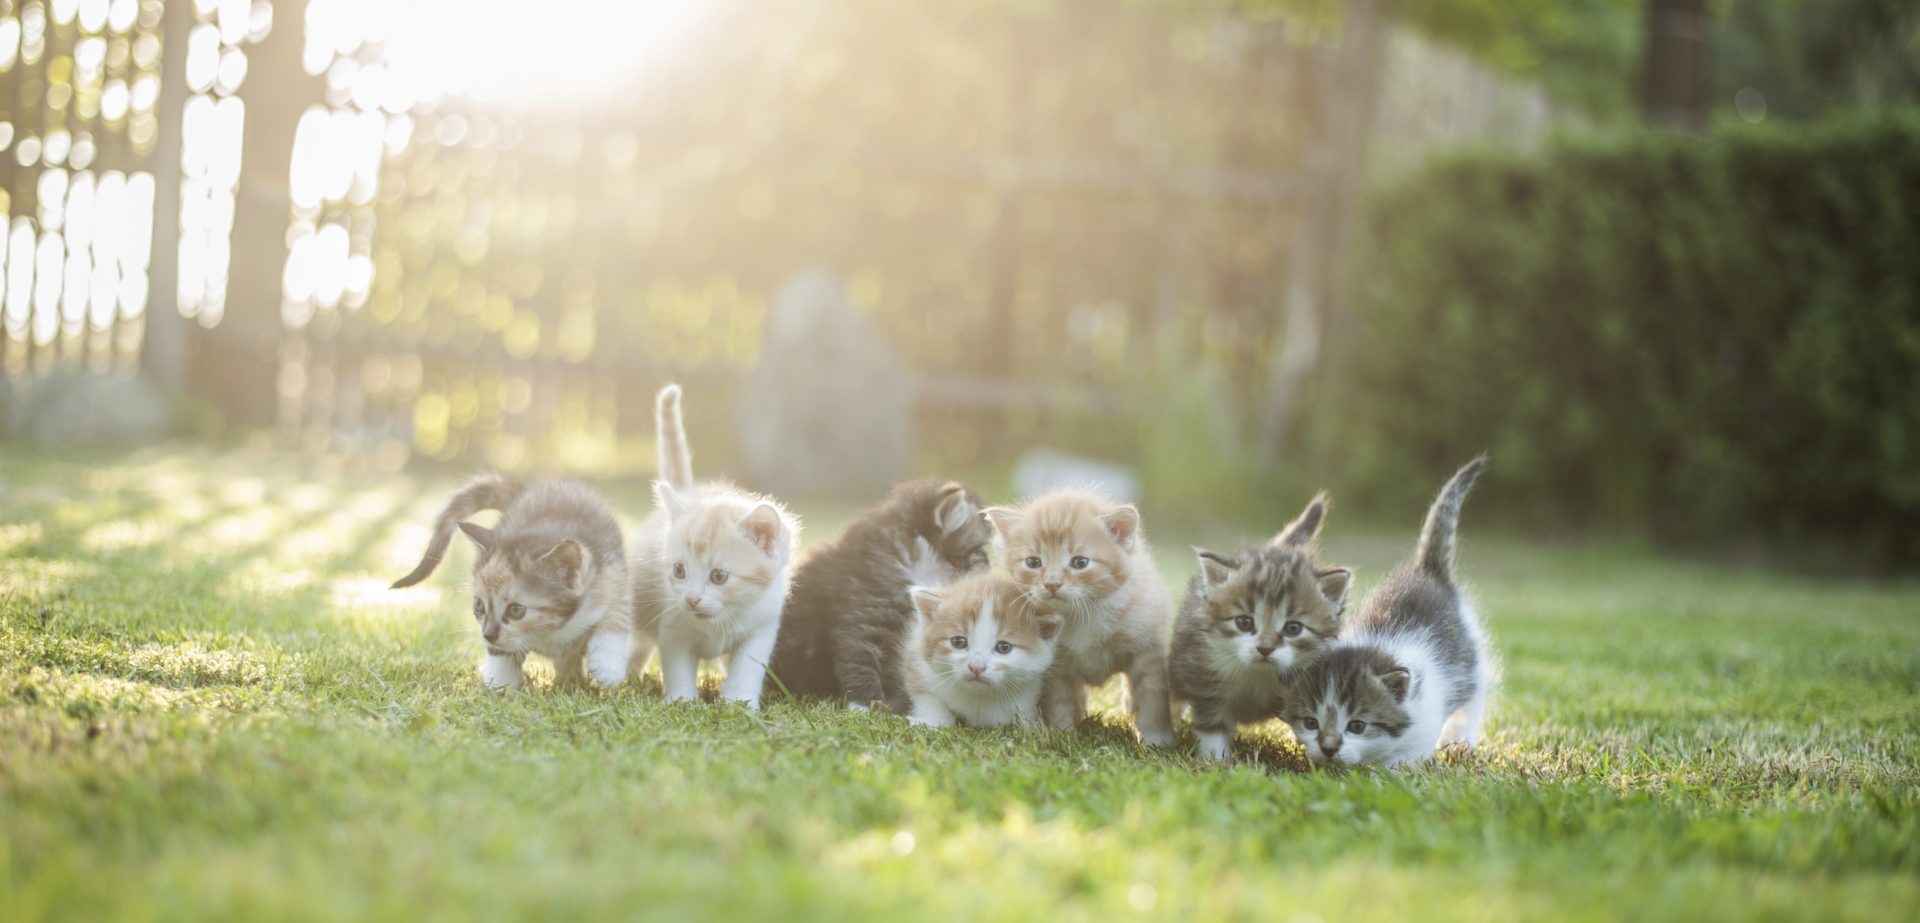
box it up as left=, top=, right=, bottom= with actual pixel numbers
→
left=2, top=445, right=1916, bottom=922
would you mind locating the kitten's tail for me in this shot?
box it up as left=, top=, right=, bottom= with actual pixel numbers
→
left=1415, top=455, right=1487, bottom=582
left=391, top=475, right=526, bottom=589
left=655, top=384, right=693, bottom=491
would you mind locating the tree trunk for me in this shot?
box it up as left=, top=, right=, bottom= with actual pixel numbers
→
left=1641, top=0, right=1711, bottom=130
left=1254, top=0, right=1389, bottom=465
left=139, top=0, right=194, bottom=395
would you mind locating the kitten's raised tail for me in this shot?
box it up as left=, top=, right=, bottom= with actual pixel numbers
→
left=655, top=384, right=693, bottom=491
left=1415, top=455, right=1487, bottom=582
left=391, top=475, right=526, bottom=589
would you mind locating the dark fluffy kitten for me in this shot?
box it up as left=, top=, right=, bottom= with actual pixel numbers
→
left=770, top=479, right=992, bottom=712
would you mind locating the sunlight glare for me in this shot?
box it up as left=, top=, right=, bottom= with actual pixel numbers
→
left=335, top=0, right=712, bottom=109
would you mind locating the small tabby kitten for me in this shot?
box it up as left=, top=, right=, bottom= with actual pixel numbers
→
left=903, top=573, right=1062, bottom=727
left=393, top=476, right=633, bottom=691
left=631, top=385, right=800, bottom=707
left=1170, top=493, right=1353, bottom=761
left=769, top=478, right=992, bottom=712
left=985, top=489, right=1176, bottom=747
left=1281, top=457, right=1495, bottom=767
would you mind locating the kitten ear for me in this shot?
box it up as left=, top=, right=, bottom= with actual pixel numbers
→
left=1314, top=567, right=1353, bottom=610
left=538, top=540, right=588, bottom=590
left=1194, top=548, right=1237, bottom=587
left=1376, top=667, right=1412, bottom=702
left=1101, top=506, right=1141, bottom=551
left=457, top=522, right=496, bottom=550
left=737, top=504, right=785, bottom=557
left=1036, top=613, right=1064, bottom=643
left=1273, top=491, right=1330, bottom=547
left=652, top=481, right=688, bottom=521
left=933, top=484, right=978, bottom=536
left=982, top=507, right=1023, bottom=541
left=908, top=586, right=943, bottom=622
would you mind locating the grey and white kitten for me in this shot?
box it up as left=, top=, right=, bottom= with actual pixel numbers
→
left=1169, top=493, right=1352, bottom=761
left=1281, top=457, right=1495, bottom=767
left=769, top=478, right=993, bottom=712
left=393, top=476, right=634, bottom=691
left=630, top=385, right=801, bottom=707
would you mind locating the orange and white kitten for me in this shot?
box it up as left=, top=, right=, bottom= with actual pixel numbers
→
left=903, top=573, right=1062, bottom=728
left=985, top=490, right=1176, bottom=746
left=631, top=385, right=800, bottom=707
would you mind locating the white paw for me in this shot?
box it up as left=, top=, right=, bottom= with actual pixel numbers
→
left=480, top=655, right=522, bottom=690
left=1196, top=731, right=1232, bottom=761
left=586, top=634, right=631, bottom=688
left=847, top=701, right=871, bottom=713
left=1139, top=727, right=1176, bottom=748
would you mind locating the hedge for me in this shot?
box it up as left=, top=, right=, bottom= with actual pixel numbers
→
left=1316, top=111, right=1920, bottom=563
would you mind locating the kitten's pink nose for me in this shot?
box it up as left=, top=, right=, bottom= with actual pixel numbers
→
left=968, top=660, right=988, bottom=678
left=1256, top=645, right=1276, bottom=658
left=684, top=596, right=702, bottom=611
left=1043, top=581, right=1062, bottom=595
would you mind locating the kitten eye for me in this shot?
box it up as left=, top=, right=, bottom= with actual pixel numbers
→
left=505, top=603, right=526, bottom=621
left=472, top=598, right=484, bottom=619
left=1069, top=555, right=1091, bottom=570
left=709, top=568, right=729, bottom=586
left=672, top=563, right=686, bottom=580
left=1023, top=556, right=1042, bottom=570
left=949, top=636, right=968, bottom=650
left=993, top=640, right=1013, bottom=655
left=1347, top=719, right=1368, bottom=734
left=1233, top=615, right=1255, bottom=634
left=1283, top=621, right=1304, bottom=637
left=1301, top=717, right=1319, bottom=731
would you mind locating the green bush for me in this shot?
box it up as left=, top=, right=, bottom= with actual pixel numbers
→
left=1317, top=110, right=1920, bottom=562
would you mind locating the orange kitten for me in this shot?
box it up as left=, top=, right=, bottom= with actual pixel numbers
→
left=903, top=573, right=1062, bottom=728
left=984, top=490, right=1175, bottom=746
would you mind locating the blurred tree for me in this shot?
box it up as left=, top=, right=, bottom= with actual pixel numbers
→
left=1642, top=0, right=1712, bottom=129
left=1716, top=0, right=1920, bottom=120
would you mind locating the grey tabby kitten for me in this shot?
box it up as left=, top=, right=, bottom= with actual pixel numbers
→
left=393, top=476, right=634, bottom=691
left=1170, top=493, right=1352, bottom=761
left=1281, top=457, right=1495, bottom=767
left=769, top=478, right=993, bottom=712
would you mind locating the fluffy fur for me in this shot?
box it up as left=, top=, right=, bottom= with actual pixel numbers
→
left=902, top=573, right=1062, bottom=727
left=769, top=478, right=993, bottom=712
left=630, top=385, right=800, bottom=707
left=1280, top=457, right=1496, bottom=767
left=985, top=489, right=1176, bottom=747
left=393, top=476, right=633, bottom=691
left=1169, top=493, right=1352, bottom=761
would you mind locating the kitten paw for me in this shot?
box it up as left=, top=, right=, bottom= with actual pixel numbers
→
left=1138, top=728, right=1177, bottom=748
left=1196, top=731, right=1232, bottom=761
left=480, top=657, right=523, bottom=691
left=586, top=634, right=632, bottom=688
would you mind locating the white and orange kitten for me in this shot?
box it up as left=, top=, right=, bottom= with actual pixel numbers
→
left=903, top=573, right=1062, bottom=728
left=985, top=490, right=1176, bottom=746
left=630, top=385, right=800, bottom=707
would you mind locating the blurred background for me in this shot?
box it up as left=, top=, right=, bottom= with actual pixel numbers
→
left=0, top=0, right=1915, bottom=564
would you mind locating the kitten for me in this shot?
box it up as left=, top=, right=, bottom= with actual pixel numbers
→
left=984, top=490, right=1176, bottom=747
left=1169, top=493, right=1353, bottom=761
left=902, top=573, right=1062, bottom=728
left=1281, top=457, right=1496, bottom=767
left=392, top=476, right=633, bottom=691
left=630, top=384, right=801, bottom=707
left=769, top=478, right=993, bottom=712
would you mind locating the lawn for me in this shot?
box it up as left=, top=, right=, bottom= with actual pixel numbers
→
left=1, top=446, right=1916, bottom=922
